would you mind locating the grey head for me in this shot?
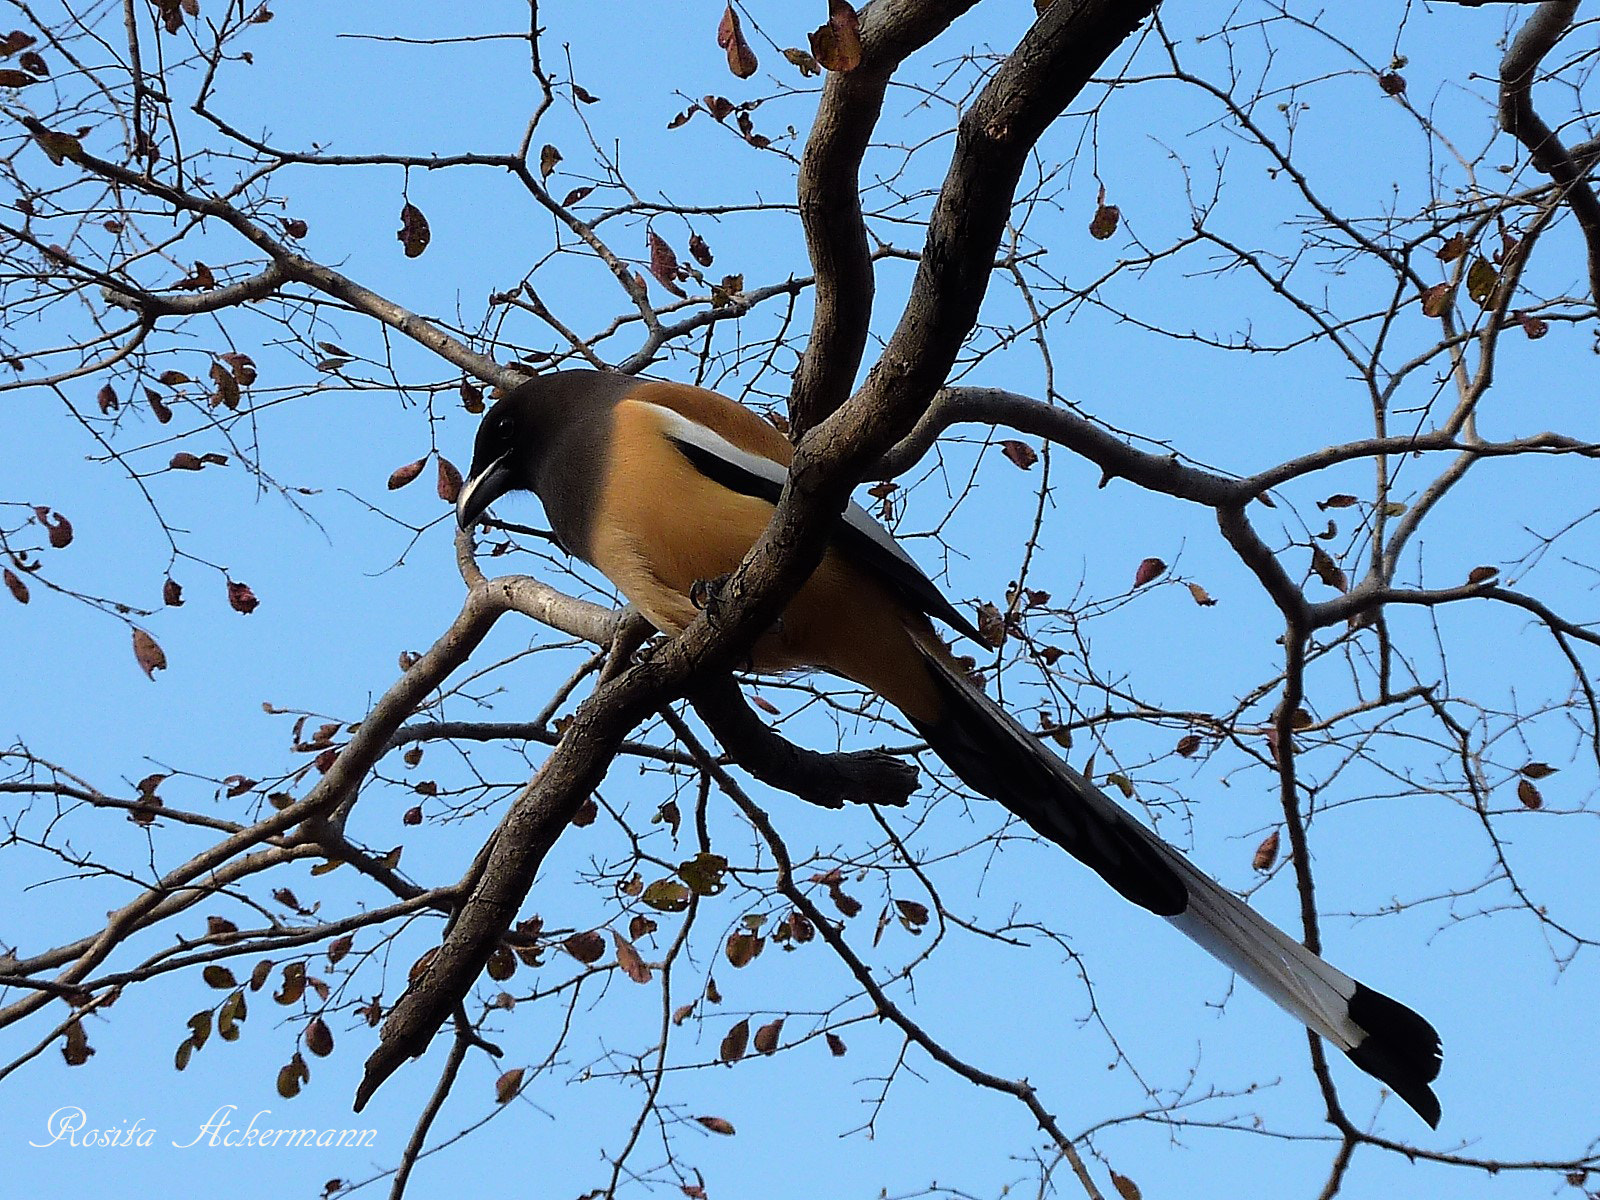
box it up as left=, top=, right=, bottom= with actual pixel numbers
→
left=455, top=370, right=639, bottom=556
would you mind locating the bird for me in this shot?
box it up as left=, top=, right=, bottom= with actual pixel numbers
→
left=456, top=368, right=1444, bottom=1126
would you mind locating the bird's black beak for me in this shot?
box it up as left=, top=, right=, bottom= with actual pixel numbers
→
left=456, top=452, right=514, bottom=530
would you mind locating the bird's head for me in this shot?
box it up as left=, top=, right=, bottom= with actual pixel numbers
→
left=456, top=386, right=538, bottom=530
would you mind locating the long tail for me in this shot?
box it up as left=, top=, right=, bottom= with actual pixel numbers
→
left=907, top=637, right=1442, bottom=1127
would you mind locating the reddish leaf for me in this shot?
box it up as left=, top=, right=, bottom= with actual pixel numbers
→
left=1437, top=233, right=1469, bottom=263
left=612, top=931, right=652, bottom=984
left=1420, top=282, right=1451, bottom=318
left=1516, top=779, right=1542, bottom=810
left=1089, top=186, right=1120, bottom=240
left=4, top=568, right=29, bottom=604
left=562, top=930, right=606, bottom=964
left=97, top=383, right=119, bottom=412
left=0, top=68, right=36, bottom=87
left=647, top=229, right=687, bottom=298
left=387, top=457, right=426, bottom=490
left=696, top=1115, right=736, bottom=1135
left=1515, top=309, right=1549, bottom=339
left=132, top=628, right=167, bottom=678
left=326, top=934, right=353, bottom=965
left=403, top=804, right=423, bottom=826
left=281, top=217, right=308, bottom=239
left=716, top=5, right=758, bottom=79
left=1252, top=830, right=1280, bottom=872
left=688, top=232, right=713, bottom=267
left=305, top=1016, right=333, bottom=1057
left=227, top=579, right=259, bottom=615
left=1133, top=557, right=1165, bottom=588
left=1378, top=72, right=1406, bottom=95
left=397, top=202, right=431, bottom=258
left=436, top=456, right=462, bottom=504
left=560, top=185, right=593, bottom=207
left=718, top=1018, right=749, bottom=1063
left=999, top=439, right=1037, bottom=469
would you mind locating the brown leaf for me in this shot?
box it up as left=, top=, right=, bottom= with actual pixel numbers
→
left=1521, top=761, right=1557, bottom=780
left=1420, top=282, right=1452, bottom=318
left=716, top=4, right=758, bottom=78
left=202, top=964, right=237, bottom=989
left=208, top=359, right=240, bottom=409
left=174, top=261, right=217, bottom=291
left=563, top=930, right=606, bottom=964
left=1110, top=1170, right=1143, bottom=1200
left=227, top=579, right=259, bottom=615
left=643, top=879, right=691, bottom=912
left=1466, top=565, right=1499, bottom=586
left=976, top=600, right=1007, bottom=649
left=281, top=217, right=307, bottom=238
left=326, top=934, right=353, bottom=965
left=3, top=568, right=28, bottom=604
left=1133, top=557, right=1165, bottom=588
left=718, top=1018, right=749, bottom=1063
left=397, top=201, right=431, bottom=258
left=460, top=380, right=485, bottom=413
left=132, top=628, right=167, bottom=678
left=1377, top=71, right=1406, bottom=96
left=62, top=1020, right=93, bottom=1066
left=1516, top=778, right=1542, bottom=810
left=753, top=1017, right=783, bottom=1055
left=809, top=0, right=861, bottom=72
left=999, top=439, right=1037, bottom=469
left=1252, top=830, right=1281, bottom=872
left=1515, top=309, right=1549, bottom=339
left=725, top=930, right=763, bottom=968
left=305, top=1015, right=333, bottom=1057
left=560, top=185, right=593, bottom=207
left=538, top=143, right=561, bottom=179
left=695, top=1115, right=736, bottom=1135
left=646, top=229, right=687, bottom=298
left=1089, top=186, right=1120, bottom=240
left=688, top=232, right=713, bottom=267
left=1318, top=493, right=1360, bottom=510
left=495, top=1067, right=525, bottom=1104
left=436, top=456, right=462, bottom=504
left=0, top=68, right=36, bottom=87
left=97, top=383, right=118, bottom=412
left=825, top=1031, right=847, bottom=1056
left=18, top=49, right=45, bottom=75
left=0, top=30, right=38, bottom=56
left=403, top=805, right=423, bottom=826
left=1187, top=582, right=1216, bottom=607
left=1310, top=545, right=1348, bottom=592
left=387, top=457, right=426, bottom=490
left=1437, top=233, right=1469, bottom=263
left=782, top=46, right=821, bottom=76
left=1176, top=733, right=1201, bottom=758
left=32, top=126, right=82, bottom=165
left=146, top=388, right=172, bottom=423
left=169, top=452, right=204, bottom=471
left=275, top=1053, right=309, bottom=1099
left=612, top=931, right=652, bottom=984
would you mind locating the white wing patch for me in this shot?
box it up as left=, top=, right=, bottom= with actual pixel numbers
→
left=638, top=401, right=928, bottom=576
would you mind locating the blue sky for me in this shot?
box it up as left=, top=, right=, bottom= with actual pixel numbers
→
left=3, top=2, right=1598, bottom=1198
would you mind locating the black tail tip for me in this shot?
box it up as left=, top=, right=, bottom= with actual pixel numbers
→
left=1344, top=982, right=1443, bottom=1128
